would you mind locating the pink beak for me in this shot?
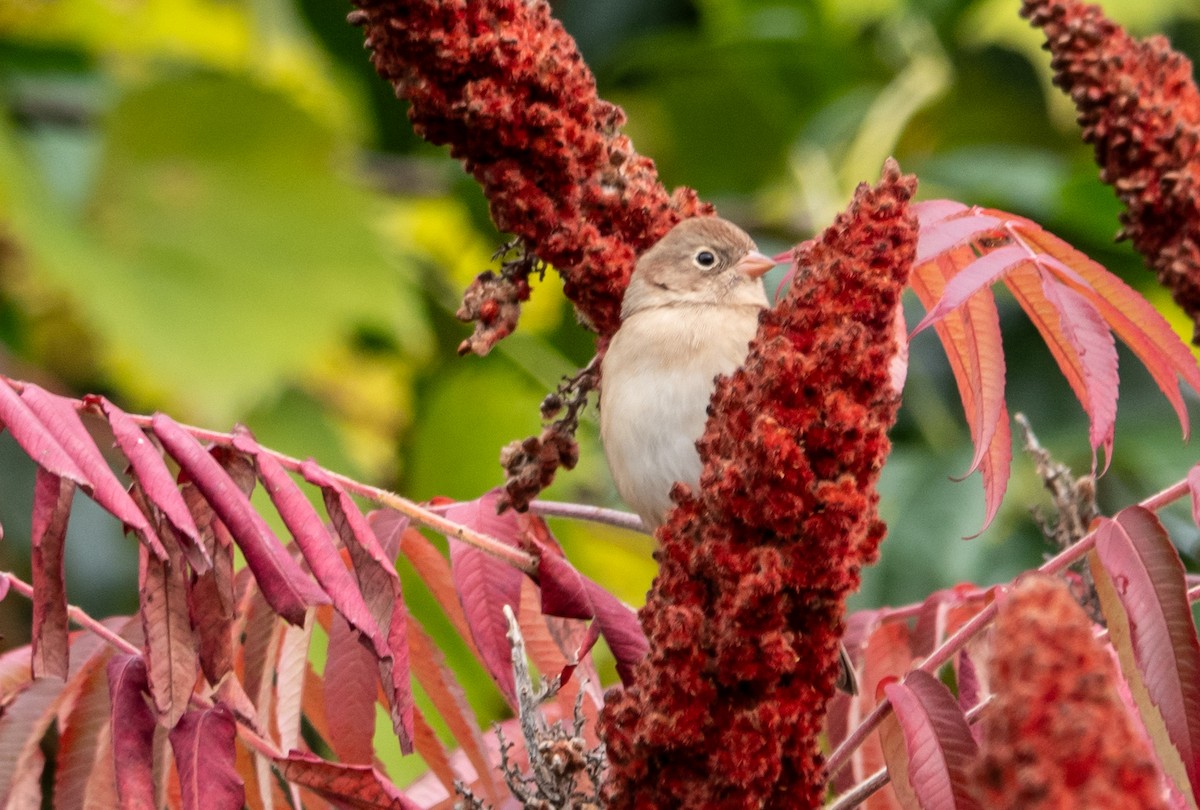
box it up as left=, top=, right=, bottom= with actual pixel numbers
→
left=735, top=249, right=778, bottom=279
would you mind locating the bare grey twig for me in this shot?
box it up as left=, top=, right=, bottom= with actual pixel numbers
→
left=1016, top=412, right=1099, bottom=549
left=1016, top=412, right=1103, bottom=620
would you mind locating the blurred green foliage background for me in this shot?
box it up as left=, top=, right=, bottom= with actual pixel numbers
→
left=3, top=0, right=1200, bottom=784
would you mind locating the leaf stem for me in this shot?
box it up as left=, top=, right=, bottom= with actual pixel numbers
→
left=825, top=765, right=890, bottom=810
left=528, top=500, right=647, bottom=533
left=2, top=571, right=140, bottom=657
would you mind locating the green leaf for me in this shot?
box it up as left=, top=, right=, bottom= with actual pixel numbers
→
left=58, top=75, right=427, bottom=422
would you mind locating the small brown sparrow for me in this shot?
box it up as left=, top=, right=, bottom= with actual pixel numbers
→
left=600, top=216, right=772, bottom=531
left=600, top=215, right=858, bottom=694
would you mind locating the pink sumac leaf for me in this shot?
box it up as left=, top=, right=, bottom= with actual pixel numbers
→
left=367, top=507, right=406, bottom=559
left=0, top=378, right=86, bottom=484
left=53, top=659, right=112, bottom=810
left=1015, top=268, right=1119, bottom=464
left=912, top=207, right=1128, bottom=460
left=82, top=723, right=120, bottom=809
left=407, top=618, right=500, bottom=803
left=274, top=751, right=421, bottom=810
left=239, top=590, right=284, bottom=720
left=106, top=654, right=157, bottom=810
left=184, top=486, right=235, bottom=684
left=859, top=619, right=912, bottom=705
left=238, top=441, right=388, bottom=655
left=372, top=575, right=414, bottom=754
left=303, top=467, right=414, bottom=752
left=275, top=617, right=313, bottom=756
left=323, top=613, right=379, bottom=765
left=278, top=458, right=386, bottom=657
left=910, top=202, right=1200, bottom=527
left=878, top=704, right=918, bottom=810
left=94, top=397, right=203, bottom=564
left=881, top=671, right=981, bottom=810
left=168, top=705, right=245, bottom=810
left=232, top=601, right=274, bottom=810
left=913, top=198, right=971, bottom=232
left=212, top=444, right=256, bottom=493
left=444, top=494, right=525, bottom=706
left=908, top=251, right=1010, bottom=531
left=368, top=596, right=416, bottom=753
left=1050, top=277, right=1119, bottom=465
left=913, top=243, right=1027, bottom=334
left=149, top=494, right=209, bottom=576
left=523, top=575, right=591, bottom=677
left=0, top=626, right=117, bottom=805
left=830, top=620, right=913, bottom=804
left=31, top=468, right=73, bottom=679
left=955, top=649, right=983, bottom=720
left=151, top=413, right=327, bottom=624
left=411, top=709, right=456, bottom=799
left=583, top=579, right=646, bottom=683
left=139, top=533, right=197, bottom=728
left=536, top=548, right=592, bottom=621
left=1017, top=211, right=1195, bottom=456
left=21, top=386, right=165, bottom=557
left=516, top=581, right=601, bottom=737
left=0, top=645, right=33, bottom=702
left=537, top=550, right=647, bottom=683
left=398, top=523, right=476, bottom=648
left=1090, top=506, right=1200, bottom=799
left=1014, top=220, right=1200, bottom=440
left=826, top=610, right=879, bottom=760
left=233, top=742, right=277, bottom=810
left=302, top=662, right=332, bottom=750
left=913, top=208, right=1004, bottom=265
left=6, top=749, right=43, bottom=808
left=911, top=585, right=989, bottom=660
left=213, top=675, right=259, bottom=736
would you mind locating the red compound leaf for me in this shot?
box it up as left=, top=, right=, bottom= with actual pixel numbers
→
left=912, top=202, right=1200, bottom=530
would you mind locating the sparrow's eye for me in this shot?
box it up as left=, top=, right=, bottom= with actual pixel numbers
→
left=693, top=248, right=718, bottom=270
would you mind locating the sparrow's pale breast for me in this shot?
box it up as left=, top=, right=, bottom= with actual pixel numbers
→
left=600, top=304, right=762, bottom=528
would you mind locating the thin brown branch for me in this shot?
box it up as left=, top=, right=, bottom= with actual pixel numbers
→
left=2, top=571, right=140, bottom=657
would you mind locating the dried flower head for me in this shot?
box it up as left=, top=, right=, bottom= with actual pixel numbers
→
left=599, top=161, right=917, bottom=808
left=1022, top=0, right=1200, bottom=342
left=971, top=575, right=1166, bottom=809
left=349, top=0, right=712, bottom=353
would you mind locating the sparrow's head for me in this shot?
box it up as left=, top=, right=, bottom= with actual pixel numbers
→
left=621, top=217, right=774, bottom=320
